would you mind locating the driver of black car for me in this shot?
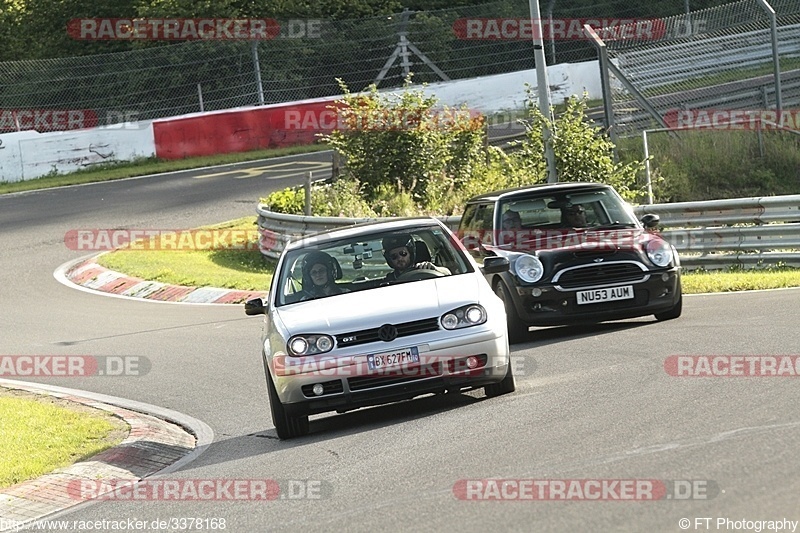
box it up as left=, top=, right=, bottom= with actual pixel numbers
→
left=382, top=234, right=450, bottom=281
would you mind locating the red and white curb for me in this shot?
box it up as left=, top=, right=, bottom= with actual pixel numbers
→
left=0, top=379, right=213, bottom=530
left=55, top=256, right=267, bottom=305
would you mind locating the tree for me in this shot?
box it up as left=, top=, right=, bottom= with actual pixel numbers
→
left=511, top=88, right=645, bottom=199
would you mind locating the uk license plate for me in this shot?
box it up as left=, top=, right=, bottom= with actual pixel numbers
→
left=367, top=347, right=420, bottom=371
left=576, top=285, right=634, bottom=305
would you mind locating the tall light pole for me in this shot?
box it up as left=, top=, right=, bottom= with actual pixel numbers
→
left=529, top=0, right=558, bottom=182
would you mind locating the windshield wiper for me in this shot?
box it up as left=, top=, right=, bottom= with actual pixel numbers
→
left=590, top=222, right=637, bottom=230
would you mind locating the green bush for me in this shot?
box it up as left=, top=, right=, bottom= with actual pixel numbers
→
left=260, top=186, right=305, bottom=214
left=265, top=86, right=648, bottom=218
left=320, top=76, right=487, bottom=211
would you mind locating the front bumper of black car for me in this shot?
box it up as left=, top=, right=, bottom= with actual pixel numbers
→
left=509, top=267, right=681, bottom=326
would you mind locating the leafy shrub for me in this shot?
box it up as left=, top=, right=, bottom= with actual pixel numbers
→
left=320, top=77, right=487, bottom=207
left=511, top=89, right=645, bottom=200
left=260, top=187, right=305, bottom=214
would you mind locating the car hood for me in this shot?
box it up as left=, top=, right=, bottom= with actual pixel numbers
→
left=275, top=275, right=480, bottom=335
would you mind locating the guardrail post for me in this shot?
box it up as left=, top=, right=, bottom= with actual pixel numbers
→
left=332, top=151, right=340, bottom=181
left=304, top=172, right=312, bottom=216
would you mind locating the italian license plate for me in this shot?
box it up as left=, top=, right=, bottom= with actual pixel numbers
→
left=367, top=347, right=420, bottom=371
left=576, top=285, right=634, bottom=305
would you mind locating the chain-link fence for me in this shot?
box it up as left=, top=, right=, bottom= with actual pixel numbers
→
left=596, top=0, right=800, bottom=137
left=0, top=0, right=706, bottom=130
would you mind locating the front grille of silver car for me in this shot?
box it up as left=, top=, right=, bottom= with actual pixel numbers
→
left=335, top=318, right=440, bottom=348
left=554, top=261, right=649, bottom=290
left=347, top=362, right=444, bottom=391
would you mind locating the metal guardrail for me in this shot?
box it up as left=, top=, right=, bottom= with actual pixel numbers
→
left=634, top=194, right=800, bottom=268
left=256, top=206, right=462, bottom=260
left=257, top=194, right=800, bottom=269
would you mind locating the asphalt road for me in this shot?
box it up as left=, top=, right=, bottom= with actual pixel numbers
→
left=1, top=154, right=799, bottom=533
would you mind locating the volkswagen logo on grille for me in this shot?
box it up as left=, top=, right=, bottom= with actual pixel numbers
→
left=378, top=324, right=398, bottom=342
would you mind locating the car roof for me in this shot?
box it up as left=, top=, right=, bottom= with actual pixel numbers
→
left=464, top=182, right=612, bottom=204
left=284, top=217, right=446, bottom=251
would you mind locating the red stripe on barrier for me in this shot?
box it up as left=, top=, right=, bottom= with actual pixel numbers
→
left=152, top=100, right=338, bottom=160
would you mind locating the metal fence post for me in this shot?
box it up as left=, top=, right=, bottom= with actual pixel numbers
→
left=197, top=83, right=204, bottom=113
left=755, top=0, right=782, bottom=115
left=643, top=130, right=654, bottom=205
left=252, top=41, right=265, bottom=106
left=585, top=25, right=617, bottom=145
left=304, top=172, right=313, bottom=216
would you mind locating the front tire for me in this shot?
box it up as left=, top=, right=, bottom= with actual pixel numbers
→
left=484, top=359, right=516, bottom=398
left=494, top=280, right=528, bottom=344
left=266, top=370, right=309, bottom=440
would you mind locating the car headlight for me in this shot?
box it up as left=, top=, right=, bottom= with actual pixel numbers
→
left=646, top=238, right=673, bottom=267
left=287, top=334, right=335, bottom=356
left=514, top=254, right=544, bottom=283
left=441, top=304, right=487, bottom=330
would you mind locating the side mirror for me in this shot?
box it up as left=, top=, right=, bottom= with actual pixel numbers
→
left=482, top=256, right=509, bottom=274
left=244, top=298, right=267, bottom=316
left=641, top=213, right=660, bottom=229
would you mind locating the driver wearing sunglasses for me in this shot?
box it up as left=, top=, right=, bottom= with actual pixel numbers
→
left=382, top=233, right=449, bottom=281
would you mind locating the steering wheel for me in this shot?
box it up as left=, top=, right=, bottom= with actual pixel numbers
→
left=397, top=268, right=447, bottom=281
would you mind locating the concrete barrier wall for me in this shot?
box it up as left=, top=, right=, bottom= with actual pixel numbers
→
left=0, top=61, right=601, bottom=181
left=0, top=123, right=156, bottom=183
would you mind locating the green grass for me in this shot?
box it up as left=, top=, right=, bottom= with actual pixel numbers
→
left=0, top=388, right=128, bottom=489
left=94, top=216, right=800, bottom=294
left=96, top=217, right=275, bottom=291
left=0, top=143, right=331, bottom=195
left=682, top=267, right=800, bottom=293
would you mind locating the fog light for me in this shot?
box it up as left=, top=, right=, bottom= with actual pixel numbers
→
left=312, top=383, right=325, bottom=396
left=442, top=313, right=459, bottom=329
left=466, top=356, right=479, bottom=369
left=531, top=288, right=542, bottom=297
left=662, top=273, right=670, bottom=282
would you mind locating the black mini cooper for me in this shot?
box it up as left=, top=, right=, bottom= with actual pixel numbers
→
left=458, top=182, right=682, bottom=342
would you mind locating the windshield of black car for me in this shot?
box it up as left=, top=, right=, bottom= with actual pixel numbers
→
left=497, top=190, right=639, bottom=232
left=274, top=225, right=472, bottom=307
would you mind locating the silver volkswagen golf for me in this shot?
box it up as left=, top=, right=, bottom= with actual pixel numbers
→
left=245, top=217, right=514, bottom=439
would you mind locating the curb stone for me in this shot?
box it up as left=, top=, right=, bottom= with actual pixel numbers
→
left=0, top=381, right=208, bottom=531
left=63, top=258, right=267, bottom=305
